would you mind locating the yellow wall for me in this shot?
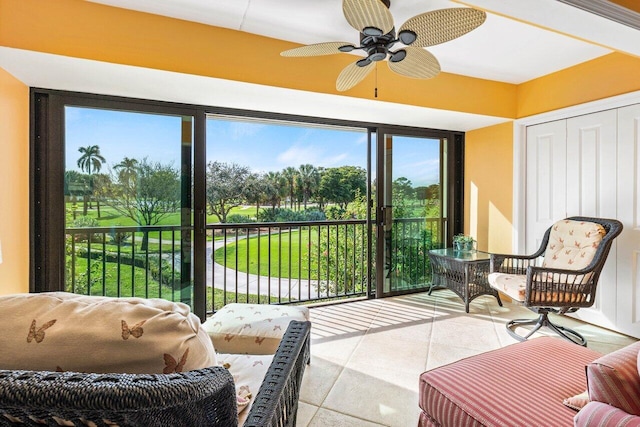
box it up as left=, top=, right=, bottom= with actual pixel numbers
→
left=464, top=122, right=514, bottom=253
left=0, top=0, right=517, bottom=119
left=517, top=52, right=640, bottom=118
left=609, top=0, right=640, bottom=14
left=0, top=67, right=29, bottom=295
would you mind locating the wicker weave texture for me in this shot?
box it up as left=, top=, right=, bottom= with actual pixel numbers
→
left=0, top=320, right=312, bottom=427
left=244, top=320, right=311, bottom=427
left=0, top=366, right=237, bottom=426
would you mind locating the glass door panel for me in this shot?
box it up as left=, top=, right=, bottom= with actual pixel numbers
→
left=64, top=106, right=194, bottom=306
left=378, top=133, right=445, bottom=296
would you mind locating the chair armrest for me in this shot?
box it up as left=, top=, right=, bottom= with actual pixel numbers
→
left=244, top=320, right=311, bottom=427
left=586, top=341, right=640, bottom=416
left=574, top=401, right=640, bottom=427
left=490, top=252, right=541, bottom=275
left=0, top=366, right=238, bottom=426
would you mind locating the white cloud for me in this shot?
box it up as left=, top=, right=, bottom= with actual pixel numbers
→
left=277, top=145, right=352, bottom=168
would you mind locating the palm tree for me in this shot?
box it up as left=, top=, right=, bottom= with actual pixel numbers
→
left=282, top=166, right=298, bottom=210
left=114, top=157, right=139, bottom=187
left=76, top=145, right=106, bottom=215
left=77, top=145, right=106, bottom=175
left=298, top=164, right=320, bottom=210
left=264, top=171, right=285, bottom=210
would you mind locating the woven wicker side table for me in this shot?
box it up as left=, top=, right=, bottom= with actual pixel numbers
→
left=428, top=248, right=503, bottom=313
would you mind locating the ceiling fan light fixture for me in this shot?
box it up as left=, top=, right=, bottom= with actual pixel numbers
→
left=362, top=26, right=383, bottom=36
left=338, top=44, right=356, bottom=52
left=389, top=49, right=406, bottom=63
left=368, top=46, right=387, bottom=61
left=356, top=58, right=373, bottom=67
left=398, top=30, right=417, bottom=45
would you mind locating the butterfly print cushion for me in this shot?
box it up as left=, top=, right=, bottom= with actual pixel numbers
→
left=217, top=353, right=274, bottom=425
left=0, top=292, right=217, bottom=374
left=202, top=303, right=310, bottom=355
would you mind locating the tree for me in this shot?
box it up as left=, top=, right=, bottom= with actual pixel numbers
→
left=318, top=166, right=367, bottom=210
left=282, top=166, right=298, bottom=210
left=298, top=164, right=320, bottom=209
left=90, top=173, right=111, bottom=219
left=243, top=172, right=264, bottom=218
left=77, top=145, right=106, bottom=215
left=263, top=171, right=285, bottom=210
left=205, top=161, right=251, bottom=223
left=393, top=177, right=414, bottom=200
left=113, top=157, right=139, bottom=187
left=105, top=158, right=180, bottom=250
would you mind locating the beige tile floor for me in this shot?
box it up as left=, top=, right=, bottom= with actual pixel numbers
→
left=295, top=289, right=638, bottom=427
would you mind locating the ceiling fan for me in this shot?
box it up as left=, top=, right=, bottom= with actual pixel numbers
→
left=281, top=0, right=486, bottom=92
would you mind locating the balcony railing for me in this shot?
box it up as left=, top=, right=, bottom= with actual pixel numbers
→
left=65, top=217, right=442, bottom=312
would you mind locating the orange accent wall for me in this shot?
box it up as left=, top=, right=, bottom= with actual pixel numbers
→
left=517, top=52, right=640, bottom=118
left=0, top=67, right=29, bottom=295
left=608, top=0, right=640, bottom=14
left=0, top=0, right=516, bottom=118
left=464, top=122, right=514, bottom=253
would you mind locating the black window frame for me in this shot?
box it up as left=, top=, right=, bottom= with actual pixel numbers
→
left=30, top=88, right=465, bottom=319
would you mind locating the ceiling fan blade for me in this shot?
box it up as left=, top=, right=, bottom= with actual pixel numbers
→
left=399, top=8, right=486, bottom=47
left=387, top=47, right=440, bottom=79
left=343, top=0, right=394, bottom=35
left=281, top=42, right=355, bottom=57
left=336, top=60, right=375, bottom=92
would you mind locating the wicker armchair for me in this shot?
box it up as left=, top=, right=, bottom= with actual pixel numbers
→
left=0, top=320, right=311, bottom=427
left=488, top=216, right=622, bottom=346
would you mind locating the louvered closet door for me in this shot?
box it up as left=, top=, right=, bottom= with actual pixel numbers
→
left=564, top=110, right=618, bottom=330
left=525, top=120, right=567, bottom=254
left=616, top=104, right=640, bottom=337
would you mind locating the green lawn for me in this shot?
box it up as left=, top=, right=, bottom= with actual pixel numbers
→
left=66, top=204, right=263, bottom=244
left=214, top=230, right=318, bottom=278
left=67, top=255, right=283, bottom=311
left=66, top=204, right=261, bottom=227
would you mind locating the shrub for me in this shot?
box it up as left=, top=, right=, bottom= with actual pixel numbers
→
left=226, top=214, right=254, bottom=224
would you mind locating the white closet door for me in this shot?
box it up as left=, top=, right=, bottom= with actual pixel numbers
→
left=525, top=120, right=567, bottom=253
left=564, top=110, right=618, bottom=330
left=616, top=104, right=640, bottom=337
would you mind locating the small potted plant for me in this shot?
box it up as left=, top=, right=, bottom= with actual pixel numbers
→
left=453, top=234, right=475, bottom=252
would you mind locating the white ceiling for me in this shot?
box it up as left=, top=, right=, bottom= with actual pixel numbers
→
left=87, top=0, right=613, bottom=84
left=2, top=0, right=638, bottom=130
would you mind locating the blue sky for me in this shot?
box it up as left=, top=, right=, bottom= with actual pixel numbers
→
left=65, top=107, right=440, bottom=187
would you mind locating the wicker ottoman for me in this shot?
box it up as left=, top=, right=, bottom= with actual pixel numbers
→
left=203, top=303, right=310, bottom=355
left=418, top=337, right=601, bottom=427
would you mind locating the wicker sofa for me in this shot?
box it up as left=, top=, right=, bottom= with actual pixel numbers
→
left=418, top=337, right=640, bottom=427
left=0, top=293, right=310, bottom=427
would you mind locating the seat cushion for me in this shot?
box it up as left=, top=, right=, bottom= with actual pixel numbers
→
left=203, top=303, right=309, bottom=354
left=218, top=353, right=274, bottom=426
left=488, top=272, right=526, bottom=302
left=0, top=292, right=217, bottom=374
left=543, top=219, right=605, bottom=270
left=419, top=337, right=601, bottom=427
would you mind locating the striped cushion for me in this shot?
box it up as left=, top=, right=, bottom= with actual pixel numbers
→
left=586, top=341, right=640, bottom=416
left=419, top=337, right=601, bottom=427
left=574, top=401, right=640, bottom=427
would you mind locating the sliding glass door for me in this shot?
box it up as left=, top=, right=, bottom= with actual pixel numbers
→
left=31, top=89, right=464, bottom=319
left=376, top=130, right=449, bottom=297
left=63, top=107, right=195, bottom=306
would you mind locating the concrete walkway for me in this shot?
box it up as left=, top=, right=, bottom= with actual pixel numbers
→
left=206, top=234, right=319, bottom=301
